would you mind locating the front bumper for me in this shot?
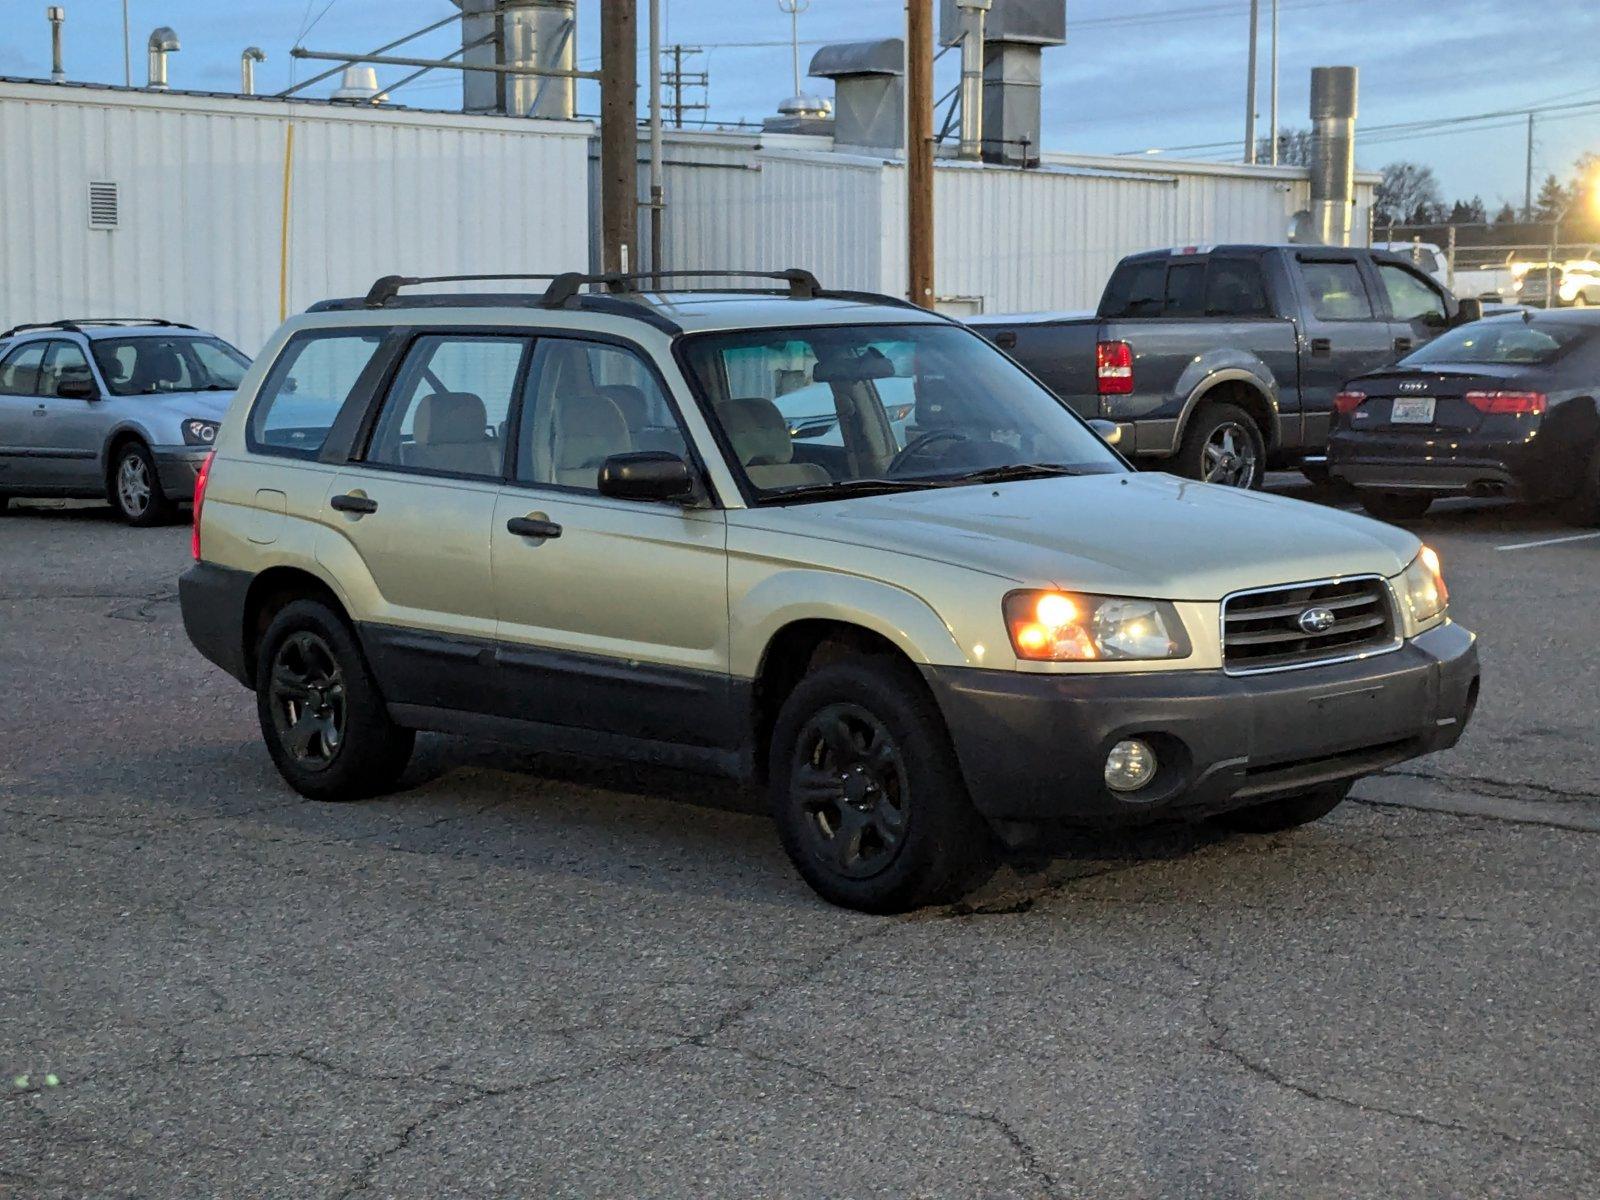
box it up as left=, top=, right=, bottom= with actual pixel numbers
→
left=923, top=621, right=1479, bottom=825
left=151, top=446, right=211, bottom=500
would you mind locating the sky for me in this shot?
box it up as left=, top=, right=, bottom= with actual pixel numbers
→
left=6, top=0, right=1598, bottom=208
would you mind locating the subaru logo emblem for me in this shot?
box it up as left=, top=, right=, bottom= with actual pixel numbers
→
left=1398, top=381, right=1429, bottom=393
left=1298, top=607, right=1336, bottom=634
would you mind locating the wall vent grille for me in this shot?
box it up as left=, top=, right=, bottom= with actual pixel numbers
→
left=88, top=181, right=120, bottom=229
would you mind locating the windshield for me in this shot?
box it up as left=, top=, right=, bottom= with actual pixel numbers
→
left=679, top=323, right=1124, bottom=500
left=90, top=335, right=251, bottom=397
left=1401, top=319, right=1588, bottom=367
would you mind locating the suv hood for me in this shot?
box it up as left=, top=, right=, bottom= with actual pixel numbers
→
left=740, top=473, right=1420, bottom=601
left=118, top=389, right=235, bottom=420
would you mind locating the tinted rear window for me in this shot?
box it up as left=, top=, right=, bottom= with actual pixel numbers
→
left=1102, top=256, right=1273, bottom=319
left=1404, top=320, right=1588, bottom=366
left=1100, top=260, right=1166, bottom=318
left=1163, top=262, right=1206, bottom=317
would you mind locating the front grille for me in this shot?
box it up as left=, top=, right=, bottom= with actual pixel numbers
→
left=1222, top=575, right=1398, bottom=674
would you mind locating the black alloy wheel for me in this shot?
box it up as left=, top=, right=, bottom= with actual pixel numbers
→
left=789, top=703, right=910, bottom=881
left=267, top=631, right=347, bottom=771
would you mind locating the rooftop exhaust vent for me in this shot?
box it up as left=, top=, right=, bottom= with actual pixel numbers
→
left=87, top=181, right=119, bottom=230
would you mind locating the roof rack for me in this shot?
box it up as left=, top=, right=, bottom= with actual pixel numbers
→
left=356, top=268, right=825, bottom=311
left=0, top=317, right=194, bottom=339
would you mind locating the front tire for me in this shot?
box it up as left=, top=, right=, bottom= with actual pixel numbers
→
left=1359, top=491, right=1433, bottom=521
left=769, top=656, right=995, bottom=913
left=1175, top=402, right=1266, bottom=489
left=1212, top=782, right=1351, bottom=834
left=255, top=599, right=414, bottom=802
left=110, top=441, right=177, bottom=526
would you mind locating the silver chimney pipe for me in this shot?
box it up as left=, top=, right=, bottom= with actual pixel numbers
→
left=147, top=26, right=179, bottom=91
left=47, top=6, right=65, bottom=83
left=240, top=46, right=266, bottom=95
left=1310, top=66, right=1358, bottom=246
left=956, top=0, right=990, bottom=161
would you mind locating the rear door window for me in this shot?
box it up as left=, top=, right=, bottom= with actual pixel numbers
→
left=365, top=335, right=529, bottom=478
left=249, top=331, right=387, bottom=458
left=1205, top=259, right=1271, bottom=316
left=0, top=342, right=47, bottom=395
left=1297, top=260, right=1374, bottom=321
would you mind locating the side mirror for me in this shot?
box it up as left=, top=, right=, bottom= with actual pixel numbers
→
left=1453, top=297, right=1482, bottom=326
left=57, top=376, right=99, bottom=400
left=1089, top=418, right=1123, bottom=447
left=598, top=450, right=697, bottom=503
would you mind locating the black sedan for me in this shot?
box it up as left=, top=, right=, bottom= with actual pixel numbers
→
left=1328, top=310, right=1600, bottom=522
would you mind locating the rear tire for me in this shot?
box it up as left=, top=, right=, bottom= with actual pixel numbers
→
left=1560, top=444, right=1600, bottom=526
left=1299, top=461, right=1331, bottom=486
left=768, top=656, right=996, bottom=913
left=1175, top=402, right=1266, bottom=489
left=255, top=599, right=414, bottom=802
left=1212, top=782, right=1351, bottom=834
left=1359, top=491, right=1433, bottom=521
left=110, top=440, right=177, bottom=526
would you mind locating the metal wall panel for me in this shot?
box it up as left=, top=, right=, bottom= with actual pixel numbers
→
left=0, top=82, right=591, bottom=353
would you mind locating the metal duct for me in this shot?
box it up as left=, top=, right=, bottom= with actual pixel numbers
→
left=810, top=39, right=902, bottom=150
left=956, top=0, right=990, bottom=160
left=147, top=26, right=179, bottom=91
left=1310, top=66, right=1358, bottom=246
left=47, top=6, right=65, bottom=84
left=240, top=46, right=266, bottom=95
left=940, top=0, right=1064, bottom=165
left=458, top=0, right=576, bottom=119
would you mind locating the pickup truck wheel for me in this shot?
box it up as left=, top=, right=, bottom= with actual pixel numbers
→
left=110, top=441, right=177, bottom=526
left=255, top=599, right=414, bottom=802
left=1177, top=403, right=1265, bottom=489
left=769, top=657, right=995, bottom=913
left=1212, top=782, right=1351, bottom=834
left=1359, top=492, right=1433, bottom=521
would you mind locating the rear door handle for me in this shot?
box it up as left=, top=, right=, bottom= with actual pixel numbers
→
left=1393, top=337, right=1413, bottom=353
left=329, top=493, right=378, bottom=515
left=1310, top=337, right=1332, bottom=357
left=507, top=515, right=562, bottom=539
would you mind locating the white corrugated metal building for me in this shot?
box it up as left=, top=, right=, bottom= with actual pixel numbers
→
left=0, top=79, right=592, bottom=353
left=640, top=130, right=1376, bottom=315
left=2, top=77, right=1375, bottom=352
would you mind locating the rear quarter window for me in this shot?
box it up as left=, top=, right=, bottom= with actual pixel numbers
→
left=248, top=330, right=387, bottom=459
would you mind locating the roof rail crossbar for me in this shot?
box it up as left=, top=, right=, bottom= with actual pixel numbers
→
left=548, top=268, right=823, bottom=307
left=364, top=273, right=565, bottom=308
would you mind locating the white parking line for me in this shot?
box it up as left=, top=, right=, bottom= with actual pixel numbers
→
left=1495, top=532, right=1600, bottom=552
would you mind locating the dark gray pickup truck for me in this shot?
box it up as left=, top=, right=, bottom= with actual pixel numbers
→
left=971, top=244, right=1480, bottom=488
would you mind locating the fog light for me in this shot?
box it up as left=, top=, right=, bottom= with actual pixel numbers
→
left=1105, top=739, right=1157, bottom=793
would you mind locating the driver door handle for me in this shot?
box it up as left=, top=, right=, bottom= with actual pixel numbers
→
left=329, top=493, right=378, bottom=515
left=1309, top=337, right=1332, bottom=357
left=507, top=515, right=562, bottom=540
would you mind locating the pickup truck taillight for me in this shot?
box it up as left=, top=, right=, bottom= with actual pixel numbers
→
left=191, top=451, right=214, bottom=561
left=1096, top=340, right=1134, bottom=395
left=1333, top=390, right=1367, bottom=415
left=1465, top=390, right=1546, bottom=415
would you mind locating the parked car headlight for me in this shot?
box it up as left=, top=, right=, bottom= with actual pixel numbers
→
left=182, top=419, right=219, bottom=446
left=1395, top=546, right=1449, bottom=631
left=1004, top=591, right=1192, bottom=661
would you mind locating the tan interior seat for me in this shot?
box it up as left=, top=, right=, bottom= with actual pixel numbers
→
left=717, top=397, right=831, bottom=490
left=405, top=391, right=500, bottom=477
left=551, top=390, right=632, bottom=488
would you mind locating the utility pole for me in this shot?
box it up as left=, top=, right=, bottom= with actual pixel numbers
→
left=663, top=44, right=706, bottom=129
left=1243, top=0, right=1259, bottom=163
left=907, top=0, right=935, bottom=308
left=648, top=0, right=664, bottom=284
left=600, top=0, right=638, bottom=275
left=1524, top=112, right=1535, bottom=221
left=1268, top=0, right=1279, bottom=165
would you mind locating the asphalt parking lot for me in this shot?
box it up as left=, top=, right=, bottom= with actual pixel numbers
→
left=3, top=481, right=1598, bottom=1199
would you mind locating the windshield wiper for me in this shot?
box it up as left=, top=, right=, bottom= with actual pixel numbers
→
left=937, top=462, right=1092, bottom=485
left=763, top=477, right=948, bottom=502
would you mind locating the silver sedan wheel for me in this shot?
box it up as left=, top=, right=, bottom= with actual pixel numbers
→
left=117, top=452, right=152, bottom=517
left=1202, top=422, right=1259, bottom=488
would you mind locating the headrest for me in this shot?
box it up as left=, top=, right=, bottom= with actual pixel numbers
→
left=414, top=392, right=488, bottom=446
left=717, top=397, right=793, bottom=466
left=146, top=345, right=184, bottom=385
left=598, top=384, right=650, bottom=429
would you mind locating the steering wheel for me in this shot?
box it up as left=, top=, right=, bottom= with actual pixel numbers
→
left=888, top=429, right=970, bottom=475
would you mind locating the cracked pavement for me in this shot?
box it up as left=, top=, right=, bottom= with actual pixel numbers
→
left=3, top=493, right=1598, bottom=1198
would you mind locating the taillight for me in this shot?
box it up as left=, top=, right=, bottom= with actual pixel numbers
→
left=1333, top=390, right=1367, bottom=415
left=1096, top=340, right=1134, bottom=395
left=1465, top=390, right=1546, bottom=415
left=191, top=451, right=214, bottom=561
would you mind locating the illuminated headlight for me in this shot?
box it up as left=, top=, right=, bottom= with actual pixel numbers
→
left=1004, top=591, right=1192, bottom=662
left=182, top=419, right=219, bottom=446
left=1395, top=545, right=1449, bottom=631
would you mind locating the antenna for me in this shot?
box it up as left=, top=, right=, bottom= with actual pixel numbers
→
left=777, top=0, right=809, bottom=98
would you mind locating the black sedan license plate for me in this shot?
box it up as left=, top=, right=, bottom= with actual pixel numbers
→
left=1390, top=397, right=1436, bottom=424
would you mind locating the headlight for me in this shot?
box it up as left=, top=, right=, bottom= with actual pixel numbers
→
left=182, top=419, right=218, bottom=446
left=1396, top=545, right=1449, bottom=630
left=1004, top=590, right=1192, bottom=662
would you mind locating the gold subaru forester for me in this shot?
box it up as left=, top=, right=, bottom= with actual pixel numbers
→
left=180, top=270, right=1478, bottom=912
